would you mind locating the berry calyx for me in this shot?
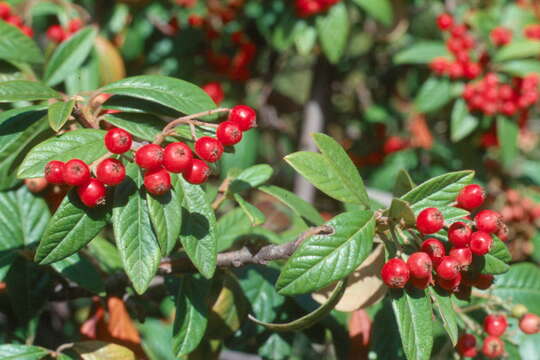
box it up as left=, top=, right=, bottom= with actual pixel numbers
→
left=163, top=142, right=193, bottom=173
left=436, top=13, right=453, bottom=31
left=469, top=231, right=493, bottom=255
left=519, top=313, right=540, bottom=334
left=436, top=256, right=460, bottom=280
left=135, top=144, right=164, bottom=170
left=475, top=210, right=502, bottom=233
left=416, top=207, right=444, bottom=234
left=144, top=168, right=171, bottom=196
left=96, top=158, right=126, bottom=186
left=484, top=314, right=508, bottom=337
left=456, top=333, right=477, bottom=358
left=381, top=258, right=410, bottom=288
left=482, top=336, right=504, bottom=359
left=63, top=159, right=91, bottom=186
left=24, top=178, right=48, bottom=193
left=407, top=252, right=432, bottom=279
left=183, top=159, right=211, bottom=184
left=449, top=247, right=473, bottom=268
left=77, top=178, right=106, bottom=207
left=421, top=238, right=446, bottom=265
left=44, top=160, right=65, bottom=184
left=457, top=184, right=486, bottom=210
left=195, top=136, right=224, bottom=163
left=217, top=121, right=243, bottom=146
left=448, top=221, right=472, bottom=248
left=228, top=105, right=256, bottom=131
left=104, top=128, right=133, bottom=154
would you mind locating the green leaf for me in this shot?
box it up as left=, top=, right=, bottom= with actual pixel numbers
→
left=0, top=21, right=44, bottom=64
left=499, top=59, right=540, bottom=77
left=100, top=75, right=216, bottom=115
left=388, top=199, right=415, bottom=227
left=0, top=344, right=49, bottom=360
left=0, top=80, right=60, bottom=102
left=429, top=287, right=458, bottom=346
left=270, top=11, right=301, bottom=51
left=414, top=77, right=453, bottom=113
left=86, top=236, right=123, bottom=273
left=497, top=116, right=519, bottom=168
left=295, top=23, right=317, bottom=56
left=17, top=129, right=107, bottom=179
left=35, top=190, right=108, bottom=264
left=478, top=236, right=511, bottom=275
left=234, top=194, right=266, bottom=226
left=393, top=42, right=448, bottom=65
left=259, top=334, right=292, bottom=360
left=230, top=164, right=273, bottom=193
left=51, top=253, right=105, bottom=294
left=0, top=105, right=47, bottom=161
left=258, top=185, right=324, bottom=226
left=492, top=263, right=540, bottom=314
left=393, top=169, right=415, bottom=198
left=44, top=27, right=97, bottom=86
left=276, top=211, right=375, bottom=295
left=113, top=163, right=161, bottom=294
left=451, top=99, right=479, bottom=142
left=352, top=0, right=393, bottom=25
left=391, top=288, right=433, bottom=360
left=72, top=341, right=135, bottom=360
left=179, top=177, right=217, bottom=279
left=249, top=278, right=347, bottom=331
left=494, top=40, right=540, bottom=62
left=172, top=275, right=212, bottom=357
left=48, top=100, right=75, bottom=132
left=316, top=3, right=349, bottom=64
left=103, top=112, right=163, bottom=141
left=216, top=208, right=251, bottom=252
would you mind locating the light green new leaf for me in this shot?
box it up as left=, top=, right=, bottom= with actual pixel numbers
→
left=394, top=42, right=448, bottom=65
left=234, top=194, right=266, bottom=226
left=0, top=21, right=44, bottom=64
left=499, top=59, right=540, bottom=77
left=0, top=344, right=49, bottom=360
left=353, top=0, right=393, bottom=26
left=48, top=100, right=75, bottom=132
left=316, top=3, right=349, bottom=64
left=494, top=40, right=540, bottom=62
left=0, top=80, right=60, bottom=102
left=259, top=185, right=323, bottom=226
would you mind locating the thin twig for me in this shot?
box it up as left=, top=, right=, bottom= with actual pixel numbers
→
left=211, top=177, right=232, bottom=210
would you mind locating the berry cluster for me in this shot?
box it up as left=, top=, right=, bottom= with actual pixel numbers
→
left=499, top=189, right=540, bottom=225
left=294, top=0, right=341, bottom=18
left=381, top=184, right=507, bottom=294
left=46, top=19, right=83, bottom=44
left=0, top=2, right=33, bottom=37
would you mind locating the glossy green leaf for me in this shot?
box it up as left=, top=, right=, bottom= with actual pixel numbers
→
left=179, top=177, right=217, bottom=278
left=478, top=236, right=511, bottom=275
left=86, top=236, right=123, bottom=273
left=499, top=59, right=540, bottom=77
left=258, top=185, right=323, bottom=226
left=216, top=208, right=251, bottom=252
left=234, top=194, right=266, bottom=226
left=0, top=344, right=49, bottom=360
left=316, top=3, right=349, bottom=64
left=0, top=80, right=60, bottom=102
left=113, top=163, right=161, bottom=294
left=497, top=116, right=519, bottom=168
left=276, top=211, right=375, bottom=295
left=0, top=105, right=47, bottom=162
left=35, top=190, right=108, bottom=264
left=388, top=199, right=415, bottom=226
left=17, top=129, right=107, bottom=178
left=48, top=100, right=75, bottom=132
left=0, top=21, right=44, bottom=64
left=414, top=77, right=453, bottom=113
left=394, top=42, right=448, bottom=65
left=230, top=164, right=273, bottom=193
left=51, top=253, right=105, bottom=294
left=259, top=334, right=292, bottom=360
left=44, top=27, right=97, bottom=86
left=391, top=288, right=433, bottom=360
left=393, top=169, right=415, bottom=198
left=494, top=40, right=540, bottom=62
left=104, top=112, right=163, bottom=141
left=353, top=0, right=393, bottom=25
left=100, top=75, right=215, bottom=115
left=492, top=263, right=540, bottom=314
left=429, top=287, right=458, bottom=346
left=451, top=99, right=478, bottom=142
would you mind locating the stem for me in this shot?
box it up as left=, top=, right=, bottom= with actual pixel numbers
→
left=453, top=305, right=483, bottom=336
left=89, top=152, right=113, bottom=173
left=212, top=177, right=232, bottom=210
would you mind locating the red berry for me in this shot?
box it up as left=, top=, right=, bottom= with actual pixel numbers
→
left=20, top=25, right=33, bottom=38
left=381, top=258, right=410, bottom=288
left=484, top=314, right=508, bottom=337
left=457, top=184, right=485, bottom=210
left=77, top=178, right=106, bottom=207
left=437, top=272, right=462, bottom=292
left=490, top=27, right=512, bottom=46
left=163, top=142, right=193, bottom=173
left=24, top=177, right=48, bottom=193
left=448, top=221, right=472, bottom=248
left=469, top=231, right=493, bottom=255
left=496, top=224, right=509, bottom=242
left=135, top=144, right=164, bottom=170
left=144, top=168, right=171, bottom=196
left=407, top=252, right=432, bottom=279
left=383, top=136, right=409, bottom=154
left=410, top=274, right=432, bottom=290
left=436, top=256, right=460, bottom=280
left=429, top=57, right=450, bottom=75
left=63, top=159, right=90, bottom=186
left=5, top=15, right=22, bottom=27
left=46, top=25, right=66, bottom=43
left=195, top=136, right=224, bottom=163
left=436, top=13, right=453, bottom=31
left=471, top=273, right=494, bottom=290
left=449, top=247, right=472, bottom=268
left=67, top=18, right=83, bottom=34
left=0, top=2, right=11, bottom=20
left=188, top=14, right=204, bottom=27
left=416, top=208, right=444, bottom=234
left=202, top=82, right=224, bottom=105
left=96, top=158, right=126, bottom=186
left=519, top=313, right=540, bottom=334
left=421, top=238, right=446, bottom=266
left=228, top=105, right=256, bottom=131
left=456, top=334, right=477, bottom=358
left=482, top=336, right=504, bottom=359
left=44, top=160, right=65, bottom=184
left=475, top=210, right=502, bottom=233
left=183, top=159, right=211, bottom=184
left=217, top=121, right=243, bottom=146
left=451, top=24, right=468, bottom=38
left=104, top=128, right=133, bottom=154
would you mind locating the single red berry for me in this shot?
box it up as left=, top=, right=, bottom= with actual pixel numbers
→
left=104, top=128, right=132, bottom=154
left=451, top=24, right=468, bottom=38
left=469, top=231, right=493, bottom=256
left=202, top=82, right=224, bottom=105
left=24, top=177, right=48, bottom=193
left=188, top=14, right=204, bottom=27
left=144, top=168, right=171, bottom=196
left=416, top=208, right=444, bottom=234
left=436, top=256, right=460, bottom=280
left=429, top=57, right=450, bottom=75
left=519, top=313, right=540, bottom=334
left=5, top=14, right=22, bottom=27
left=383, top=136, right=409, bottom=154
left=183, top=159, right=211, bottom=184
left=407, top=252, right=432, bottom=279
left=457, top=184, right=486, bottom=210
left=228, top=105, right=256, bottom=131
left=67, top=18, right=83, bottom=34
left=436, top=13, right=453, bottom=31
left=475, top=210, right=502, bottom=233
left=456, top=333, right=477, bottom=358
left=437, top=272, right=462, bottom=292
left=482, top=336, right=504, bottom=359
left=473, top=273, right=494, bottom=290
left=217, top=121, right=243, bottom=146
left=135, top=144, right=164, bottom=170
left=490, top=27, right=512, bottom=46
left=484, top=314, right=508, bottom=337
left=44, top=160, right=65, bottom=184
left=448, top=221, right=472, bottom=248
left=449, top=247, right=473, bottom=269
left=410, top=274, right=432, bottom=290
left=381, top=258, right=410, bottom=288
left=96, top=158, right=126, bottom=186
left=421, top=238, right=446, bottom=266
left=163, top=142, right=193, bottom=173
left=21, top=25, right=33, bottom=38
left=46, top=25, right=66, bottom=43
left=63, top=159, right=90, bottom=186
left=0, top=2, right=11, bottom=20
left=77, top=178, right=106, bottom=207
left=195, top=136, right=224, bottom=163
